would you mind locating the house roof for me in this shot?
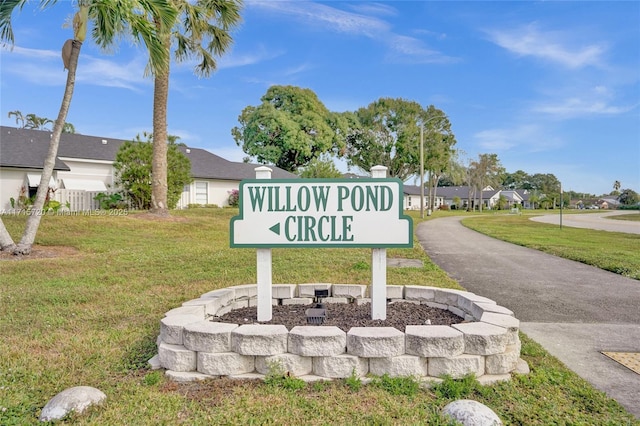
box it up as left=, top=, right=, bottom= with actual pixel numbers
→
left=0, top=127, right=70, bottom=171
left=434, top=186, right=474, bottom=198
left=433, top=186, right=502, bottom=199
left=0, top=126, right=297, bottom=180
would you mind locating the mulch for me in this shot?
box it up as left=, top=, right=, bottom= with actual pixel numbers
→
left=215, top=301, right=464, bottom=332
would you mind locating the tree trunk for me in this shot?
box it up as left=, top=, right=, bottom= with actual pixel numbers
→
left=13, top=40, right=82, bottom=255
left=0, top=219, right=16, bottom=252
left=150, top=36, right=170, bottom=217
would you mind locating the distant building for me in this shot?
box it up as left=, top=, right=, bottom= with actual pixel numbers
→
left=0, top=126, right=296, bottom=211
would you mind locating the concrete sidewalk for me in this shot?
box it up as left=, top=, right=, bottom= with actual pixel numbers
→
left=416, top=216, right=640, bottom=418
left=530, top=210, right=640, bottom=234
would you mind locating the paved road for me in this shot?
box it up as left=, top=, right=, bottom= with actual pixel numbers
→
left=531, top=210, right=640, bottom=234
left=416, top=216, right=640, bottom=418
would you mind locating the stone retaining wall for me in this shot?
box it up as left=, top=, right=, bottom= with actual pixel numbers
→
left=153, top=284, right=523, bottom=384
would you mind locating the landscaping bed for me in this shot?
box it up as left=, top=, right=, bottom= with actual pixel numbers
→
left=216, top=301, right=464, bottom=332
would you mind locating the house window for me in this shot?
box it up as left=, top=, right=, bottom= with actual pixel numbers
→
left=195, top=182, right=208, bottom=204
left=408, top=197, right=412, bottom=207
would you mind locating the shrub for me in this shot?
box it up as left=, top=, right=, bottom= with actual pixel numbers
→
left=228, top=189, right=240, bottom=207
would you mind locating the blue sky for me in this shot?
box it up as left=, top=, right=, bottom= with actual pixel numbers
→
left=1, top=1, right=638, bottom=196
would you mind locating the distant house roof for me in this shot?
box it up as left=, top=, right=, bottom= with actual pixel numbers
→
left=434, top=186, right=474, bottom=198
left=434, top=186, right=502, bottom=199
left=0, top=126, right=296, bottom=180
left=500, top=190, right=525, bottom=203
left=515, top=189, right=531, bottom=201
left=342, top=172, right=367, bottom=179
left=403, top=184, right=434, bottom=196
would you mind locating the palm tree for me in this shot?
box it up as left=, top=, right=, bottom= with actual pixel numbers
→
left=7, top=109, right=75, bottom=132
left=613, top=180, right=621, bottom=194
left=24, top=113, right=54, bottom=130
left=7, top=110, right=25, bottom=127
left=0, top=0, right=176, bottom=255
left=149, top=0, right=242, bottom=216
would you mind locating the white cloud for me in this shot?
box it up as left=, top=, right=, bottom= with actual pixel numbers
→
left=77, top=55, right=149, bottom=90
left=485, top=23, right=606, bottom=69
left=283, top=62, right=314, bottom=77
left=248, top=1, right=390, bottom=36
left=348, top=3, right=398, bottom=18
left=216, top=45, right=285, bottom=70
left=1, top=45, right=58, bottom=59
left=474, top=124, right=564, bottom=152
left=1, top=44, right=149, bottom=91
left=247, top=1, right=455, bottom=64
left=385, top=34, right=458, bottom=64
left=534, top=98, right=633, bottom=117
left=532, top=85, right=636, bottom=118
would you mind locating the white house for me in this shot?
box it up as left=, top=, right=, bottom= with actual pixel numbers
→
left=402, top=184, right=444, bottom=210
left=0, top=126, right=296, bottom=211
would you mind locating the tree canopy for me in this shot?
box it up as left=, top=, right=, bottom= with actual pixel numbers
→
left=114, top=133, right=192, bottom=210
left=345, top=98, right=454, bottom=181
left=468, top=153, right=504, bottom=212
left=298, top=155, right=343, bottom=178
left=618, top=188, right=638, bottom=205
left=232, top=85, right=347, bottom=173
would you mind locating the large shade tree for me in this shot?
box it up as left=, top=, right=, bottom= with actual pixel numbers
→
left=0, top=0, right=175, bottom=254
left=150, top=0, right=242, bottom=216
left=232, top=85, right=348, bottom=173
left=346, top=99, right=453, bottom=182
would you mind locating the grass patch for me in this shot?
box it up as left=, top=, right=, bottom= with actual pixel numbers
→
left=462, top=213, right=640, bottom=279
left=609, top=212, right=640, bottom=222
left=0, top=209, right=637, bottom=424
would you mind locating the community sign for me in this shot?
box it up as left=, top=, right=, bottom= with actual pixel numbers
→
left=230, top=178, right=413, bottom=248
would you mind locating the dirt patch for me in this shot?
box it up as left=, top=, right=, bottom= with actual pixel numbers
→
left=0, top=245, right=80, bottom=261
left=128, top=212, right=190, bottom=223
left=215, top=301, right=465, bottom=332
left=163, top=376, right=261, bottom=406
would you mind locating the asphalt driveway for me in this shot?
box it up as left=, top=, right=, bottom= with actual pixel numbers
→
left=416, top=215, right=640, bottom=418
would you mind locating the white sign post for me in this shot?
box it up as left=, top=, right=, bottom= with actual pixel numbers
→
left=231, top=166, right=413, bottom=321
left=370, top=166, right=387, bottom=320
left=255, top=166, right=273, bottom=321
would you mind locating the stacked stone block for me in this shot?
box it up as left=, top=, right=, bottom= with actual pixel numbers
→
left=154, top=283, right=524, bottom=383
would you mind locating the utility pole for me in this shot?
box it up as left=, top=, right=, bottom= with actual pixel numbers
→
left=420, top=123, right=425, bottom=219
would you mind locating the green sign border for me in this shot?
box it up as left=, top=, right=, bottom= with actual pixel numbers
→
left=230, top=178, right=414, bottom=249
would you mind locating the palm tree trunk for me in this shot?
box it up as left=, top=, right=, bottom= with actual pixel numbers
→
left=0, top=219, right=16, bottom=252
left=13, top=40, right=82, bottom=255
left=150, top=58, right=170, bottom=216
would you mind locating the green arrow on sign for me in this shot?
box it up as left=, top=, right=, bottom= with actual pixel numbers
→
left=269, top=223, right=280, bottom=235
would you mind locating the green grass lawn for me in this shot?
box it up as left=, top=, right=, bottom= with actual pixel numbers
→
left=0, top=209, right=637, bottom=425
left=609, top=212, right=640, bottom=222
left=461, top=212, right=640, bottom=280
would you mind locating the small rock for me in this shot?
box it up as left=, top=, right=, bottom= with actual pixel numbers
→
left=514, top=358, right=530, bottom=375
left=442, top=399, right=502, bottom=426
left=39, top=386, right=106, bottom=422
